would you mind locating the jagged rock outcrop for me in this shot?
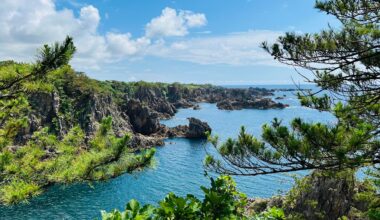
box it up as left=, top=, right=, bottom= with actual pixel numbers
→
left=167, top=85, right=182, bottom=102
left=133, top=86, right=177, bottom=119
left=24, top=92, right=135, bottom=139
left=186, top=117, right=211, bottom=138
left=130, top=133, right=165, bottom=148
left=247, top=170, right=373, bottom=220
left=124, top=99, right=161, bottom=135
left=287, top=171, right=356, bottom=220
left=193, top=104, right=201, bottom=110
left=167, top=118, right=211, bottom=139
left=80, top=94, right=134, bottom=138
left=166, top=85, right=287, bottom=111
left=19, top=79, right=287, bottom=149
left=217, top=98, right=288, bottom=110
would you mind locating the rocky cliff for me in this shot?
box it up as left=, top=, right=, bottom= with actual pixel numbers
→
left=246, top=170, right=375, bottom=220
left=21, top=71, right=286, bottom=149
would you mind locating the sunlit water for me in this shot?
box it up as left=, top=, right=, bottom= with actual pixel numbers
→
left=0, top=85, right=336, bottom=220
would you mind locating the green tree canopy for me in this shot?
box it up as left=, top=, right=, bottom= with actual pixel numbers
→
left=205, top=0, right=380, bottom=176
left=0, top=37, right=155, bottom=204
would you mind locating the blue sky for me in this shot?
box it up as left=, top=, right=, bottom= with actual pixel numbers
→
left=1, top=0, right=338, bottom=84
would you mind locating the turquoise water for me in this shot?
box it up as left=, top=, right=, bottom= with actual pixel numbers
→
left=0, top=85, right=336, bottom=220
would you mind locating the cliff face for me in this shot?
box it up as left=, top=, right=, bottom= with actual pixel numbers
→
left=247, top=170, right=375, bottom=220
left=21, top=71, right=286, bottom=148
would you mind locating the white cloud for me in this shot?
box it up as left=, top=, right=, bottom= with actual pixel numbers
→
left=145, top=7, right=206, bottom=38
left=0, top=0, right=284, bottom=72
left=0, top=0, right=108, bottom=68
left=147, top=30, right=283, bottom=66
left=0, top=1, right=209, bottom=70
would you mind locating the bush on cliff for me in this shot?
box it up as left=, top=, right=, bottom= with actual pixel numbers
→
left=0, top=37, right=155, bottom=204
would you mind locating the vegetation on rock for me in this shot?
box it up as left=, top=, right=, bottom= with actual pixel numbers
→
left=0, top=37, right=155, bottom=205
left=206, top=0, right=380, bottom=175
left=202, top=0, right=380, bottom=218
left=101, top=0, right=380, bottom=219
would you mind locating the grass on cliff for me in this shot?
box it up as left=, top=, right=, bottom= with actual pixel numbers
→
left=0, top=116, right=155, bottom=205
left=0, top=60, right=210, bottom=205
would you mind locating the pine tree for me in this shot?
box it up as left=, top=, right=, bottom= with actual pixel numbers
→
left=205, top=0, right=380, bottom=176
left=0, top=36, right=75, bottom=148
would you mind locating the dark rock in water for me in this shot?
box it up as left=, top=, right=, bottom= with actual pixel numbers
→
left=167, top=125, right=188, bottom=137
left=173, top=99, right=195, bottom=109
left=125, top=99, right=161, bottom=135
left=167, top=117, right=211, bottom=139
left=275, top=96, right=284, bottom=100
left=186, top=117, right=211, bottom=138
left=217, top=100, right=239, bottom=110
left=18, top=76, right=288, bottom=149
left=217, top=98, right=287, bottom=110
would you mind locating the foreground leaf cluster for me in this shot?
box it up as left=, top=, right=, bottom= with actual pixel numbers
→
left=101, top=175, right=285, bottom=220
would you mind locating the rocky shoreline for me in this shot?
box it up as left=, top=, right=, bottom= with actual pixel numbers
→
left=115, top=84, right=288, bottom=147
left=21, top=81, right=288, bottom=149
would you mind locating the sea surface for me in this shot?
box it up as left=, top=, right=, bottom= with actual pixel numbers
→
left=0, top=84, right=337, bottom=220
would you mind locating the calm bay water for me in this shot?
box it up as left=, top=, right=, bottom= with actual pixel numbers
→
left=0, top=85, right=336, bottom=220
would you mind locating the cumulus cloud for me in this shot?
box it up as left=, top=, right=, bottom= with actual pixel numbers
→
left=147, top=30, right=283, bottom=66
left=0, top=0, right=283, bottom=71
left=145, top=7, right=207, bottom=38
left=0, top=0, right=109, bottom=68
left=0, top=1, right=206, bottom=69
left=105, top=33, right=150, bottom=58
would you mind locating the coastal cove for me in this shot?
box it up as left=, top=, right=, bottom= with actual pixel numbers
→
left=0, top=85, right=336, bottom=220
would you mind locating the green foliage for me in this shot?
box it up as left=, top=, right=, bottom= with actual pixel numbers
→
left=156, top=193, right=202, bottom=219
left=0, top=117, right=155, bottom=204
left=101, top=175, right=260, bottom=220
left=204, top=1, right=380, bottom=218
left=101, top=199, right=156, bottom=220
left=102, top=80, right=212, bottom=105
left=0, top=38, right=156, bottom=205
left=0, top=179, right=41, bottom=204
left=205, top=115, right=377, bottom=175
left=251, top=207, right=286, bottom=220
left=201, top=175, right=247, bottom=219
left=36, top=36, right=76, bottom=74
left=0, top=96, right=30, bottom=148
left=363, top=169, right=380, bottom=219
left=206, top=0, right=380, bottom=178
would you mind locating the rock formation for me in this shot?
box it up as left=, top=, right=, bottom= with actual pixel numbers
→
left=186, top=117, right=212, bottom=138
left=246, top=170, right=374, bottom=220
left=124, top=99, right=161, bottom=135
left=20, top=78, right=287, bottom=149
left=217, top=98, right=288, bottom=110
left=166, top=118, right=211, bottom=139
